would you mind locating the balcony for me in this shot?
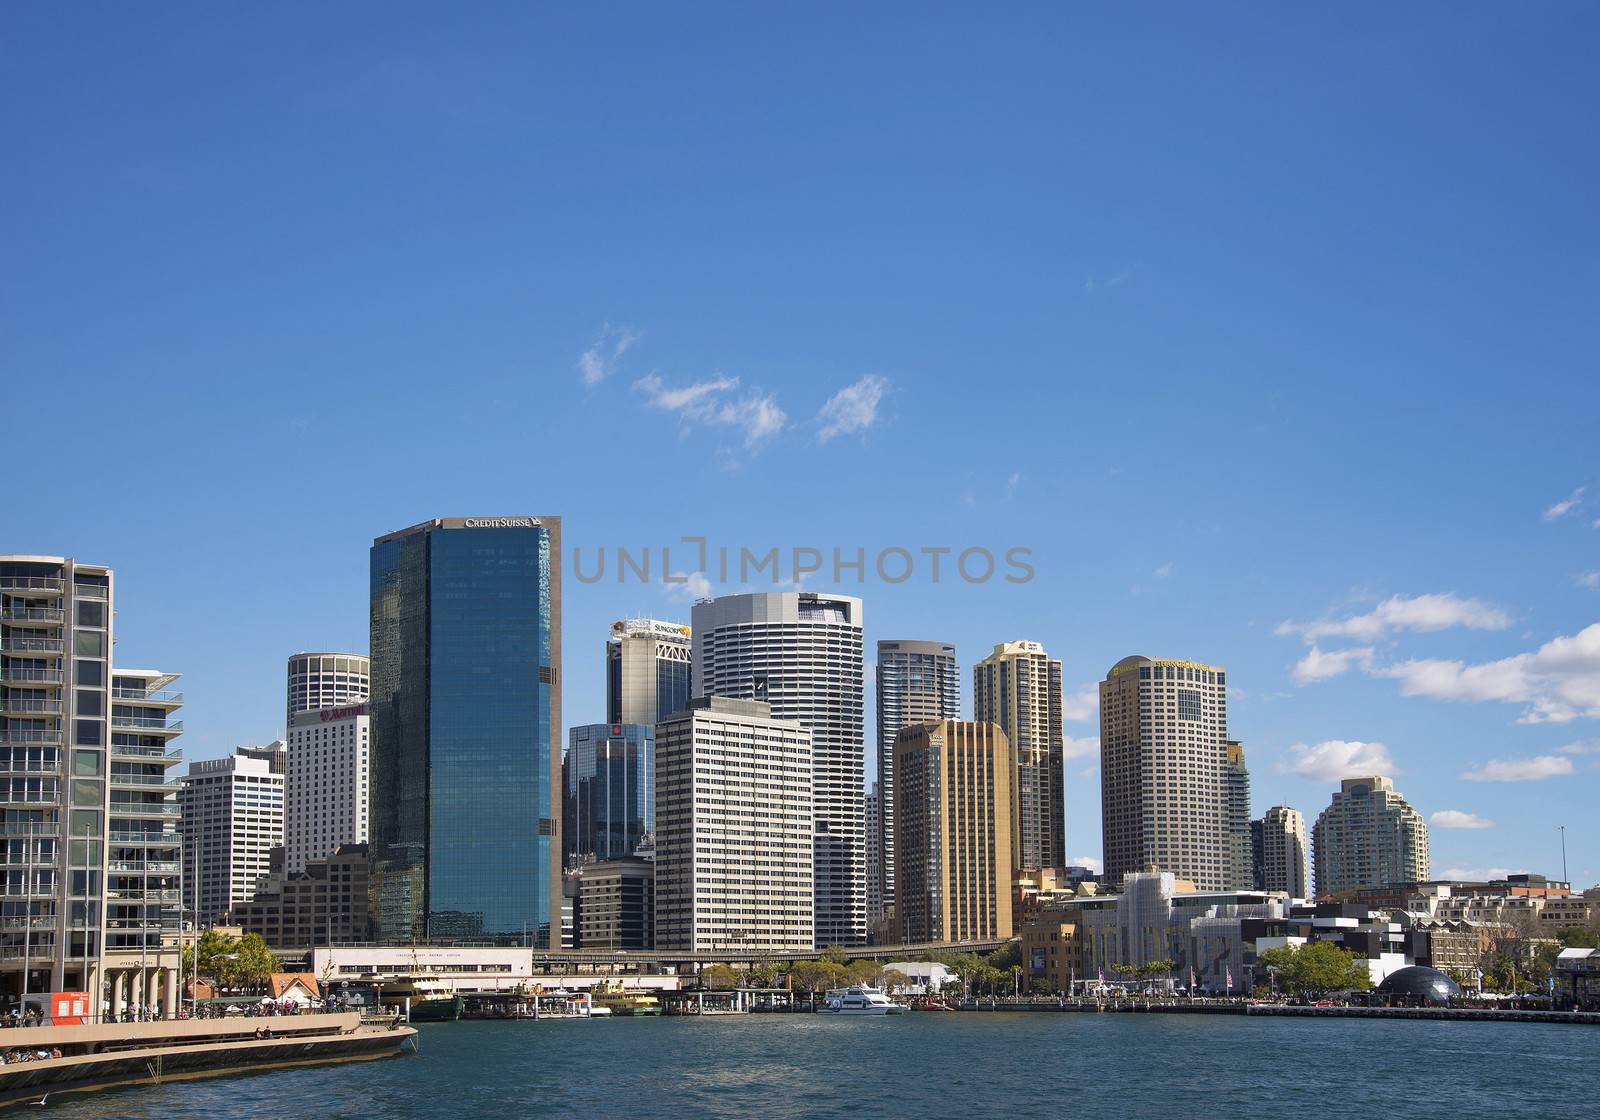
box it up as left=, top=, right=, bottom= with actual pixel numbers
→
left=111, top=688, right=184, bottom=707
left=0, top=636, right=64, bottom=656
left=0, top=697, right=64, bottom=716
left=110, top=715, right=182, bottom=736
left=70, top=583, right=108, bottom=600
left=0, top=667, right=62, bottom=686
left=0, top=729, right=64, bottom=745
left=0, top=759, right=63, bottom=776
left=0, top=606, right=64, bottom=626
left=0, top=822, right=59, bottom=838
left=109, top=801, right=181, bottom=818
left=109, top=772, right=182, bottom=790
left=109, top=830, right=179, bottom=845
left=106, top=889, right=181, bottom=904
left=109, top=859, right=181, bottom=873
left=0, top=576, right=63, bottom=595
left=110, top=743, right=182, bottom=765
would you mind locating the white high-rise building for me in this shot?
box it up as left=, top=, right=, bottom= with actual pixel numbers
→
left=654, top=697, right=814, bottom=952
left=1258, top=805, right=1309, bottom=898
left=692, top=592, right=866, bottom=946
left=874, top=640, right=958, bottom=931
left=285, top=652, right=370, bottom=724
left=179, top=743, right=286, bottom=922
left=1313, top=776, right=1429, bottom=897
left=285, top=703, right=370, bottom=874
left=1099, top=655, right=1230, bottom=891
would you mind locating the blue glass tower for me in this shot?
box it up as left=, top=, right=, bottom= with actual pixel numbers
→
left=564, top=723, right=654, bottom=867
left=368, top=516, right=562, bottom=944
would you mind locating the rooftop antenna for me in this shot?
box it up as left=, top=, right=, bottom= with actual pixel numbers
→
left=1559, top=825, right=1568, bottom=884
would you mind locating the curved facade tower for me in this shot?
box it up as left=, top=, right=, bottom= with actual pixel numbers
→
left=285, top=652, right=370, bottom=723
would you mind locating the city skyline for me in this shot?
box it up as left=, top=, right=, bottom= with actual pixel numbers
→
left=6, top=6, right=1598, bottom=888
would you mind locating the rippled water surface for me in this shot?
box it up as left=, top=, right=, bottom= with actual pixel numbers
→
left=34, top=1013, right=1600, bottom=1119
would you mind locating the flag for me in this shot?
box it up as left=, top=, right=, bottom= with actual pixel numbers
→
left=1225, top=967, right=1233, bottom=992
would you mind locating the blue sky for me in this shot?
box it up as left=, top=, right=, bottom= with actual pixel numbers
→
left=5, top=3, right=1598, bottom=884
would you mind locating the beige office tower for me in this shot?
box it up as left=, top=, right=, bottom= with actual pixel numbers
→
left=893, top=720, right=1014, bottom=944
left=653, top=697, right=814, bottom=952
left=1099, top=655, right=1230, bottom=891
left=606, top=618, right=691, bottom=725
left=1259, top=805, right=1310, bottom=898
left=1, top=556, right=184, bottom=1019
left=1312, top=776, right=1429, bottom=898
left=972, top=641, right=1064, bottom=871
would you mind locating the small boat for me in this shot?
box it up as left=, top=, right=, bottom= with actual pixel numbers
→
left=818, top=987, right=901, bottom=1016
left=588, top=1005, right=613, bottom=1017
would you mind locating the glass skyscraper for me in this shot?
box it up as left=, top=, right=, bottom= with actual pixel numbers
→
left=564, top=723, right=653, bottom=867
left=367, top=516, right=562, bottom=944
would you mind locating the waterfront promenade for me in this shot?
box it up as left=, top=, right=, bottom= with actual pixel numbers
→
left=952, top=996, right=1600, bottom=1025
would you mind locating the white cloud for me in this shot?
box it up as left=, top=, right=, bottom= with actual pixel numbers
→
left=816, top=375, right=889, bottom=442
left=1429, top=810, right=1496, bottom=830
left=1375, top=622, right=1600, bottom=724
left=1459, top=755, right=1576, bottom=782
left=1062, top=684, right=1099, bottom=723
left=1276, top=593, right=1512, bottom=643
left=1438, top=866, right=1525, bottom=882
left=633, top=373, right=787, bottom=448
left=1005, top=471, right=1023, bottom=498
left=577, top=324, right=639, bottom=386
left=1291, top=645, right=1374, bottom=686
left=1153, top=561, right=1174, bottom=579
left=1063, top=735, right=1100, bottom=760
left=1068, top=854, right=1104, bottom=874
left=1578, top=571, right=1600, bottom=590
left=1557, top=740, right=1600, bottom=755
left=1544, top=485, right=1586, bottom=521
left=1283, top=740, right=1396, bottom=782
left=663, top=570, right=714, bottom=602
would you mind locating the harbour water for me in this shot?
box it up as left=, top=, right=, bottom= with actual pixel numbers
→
left=30, top=1013, right=1600, bottom=1119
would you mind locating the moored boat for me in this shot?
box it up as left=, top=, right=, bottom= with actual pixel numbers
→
left=817, top=987, right=901, bottom=1016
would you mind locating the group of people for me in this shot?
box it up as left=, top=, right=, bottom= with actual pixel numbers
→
left=116, top=1005, right=158, bottom=1023
left=0, top=1046, right=63, bottom=1065
left=1, top=1009, right=43, bottom=1028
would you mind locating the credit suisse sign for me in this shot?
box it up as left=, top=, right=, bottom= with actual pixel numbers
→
left=463, top=517, right=538, bottom=529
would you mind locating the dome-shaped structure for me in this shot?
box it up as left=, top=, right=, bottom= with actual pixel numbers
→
left=1375, top=966, right=1461, bottom=1006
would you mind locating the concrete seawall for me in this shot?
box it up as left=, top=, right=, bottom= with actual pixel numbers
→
left=0, top=1012, right=414, bottom=1108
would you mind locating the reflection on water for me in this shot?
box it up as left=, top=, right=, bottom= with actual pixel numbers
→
left=33, top=1013, right=1600, bottom=1120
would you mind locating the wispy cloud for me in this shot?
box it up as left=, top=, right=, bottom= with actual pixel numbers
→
left=1153, top=561, right=1174, bottom=580
left=1276, top=593, right=1511, bottom=643
left=633, top=373, right=787, bottom=448
left=1282, top=739, right=1395, bottom=781
left=1062, top=684, right=1099, bottom=723
left=1062, top=735, right=1100, bottom=760
left=1083, top=267, right=1135, bottom=293
left=1291, top=645, right=1375, bottom=685
left=1557, top=740, right=1600, bottom=755
left=816, top=375, right=889, bottom=443
left=1375, top=622, right=1600, bottom=724
left=1578, top=571, right=1600, bottom=590
left=1459, top=754, right=1576, bottom=782
left=578, top=324, right=639, bottom=386
left=1068, top=854, right=1104, bottom=874
left=1438, top=866, right=1526, bottom=881
left=1005, top=471, right=1024, bottom=499
left=1544, top=485, right=1586, bottom=522
left=1430, top=810, right=1496, bottom=830
left=663, top=570, right=714, bottom=602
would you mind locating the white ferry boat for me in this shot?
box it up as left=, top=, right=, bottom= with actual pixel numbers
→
left=818, top=987, right=902, bottom=1016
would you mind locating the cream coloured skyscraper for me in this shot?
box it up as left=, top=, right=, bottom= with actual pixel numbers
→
left=692, top=592, right=865, bottom=946
left=1099, top=655, right=1230, bottom=890
left=285, top=652, right=370, bottom=724
left=285, top=703, right=370, bottom=874
left=892, top=720, right=1014, bottom=944
left=973, top=641, right=1065, bottom=871
left=1312, top=776, right=1429, bottom=897
left=606, top=618, right=691, bottom=725
left=1258, top=805, right=1310, bottom=898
